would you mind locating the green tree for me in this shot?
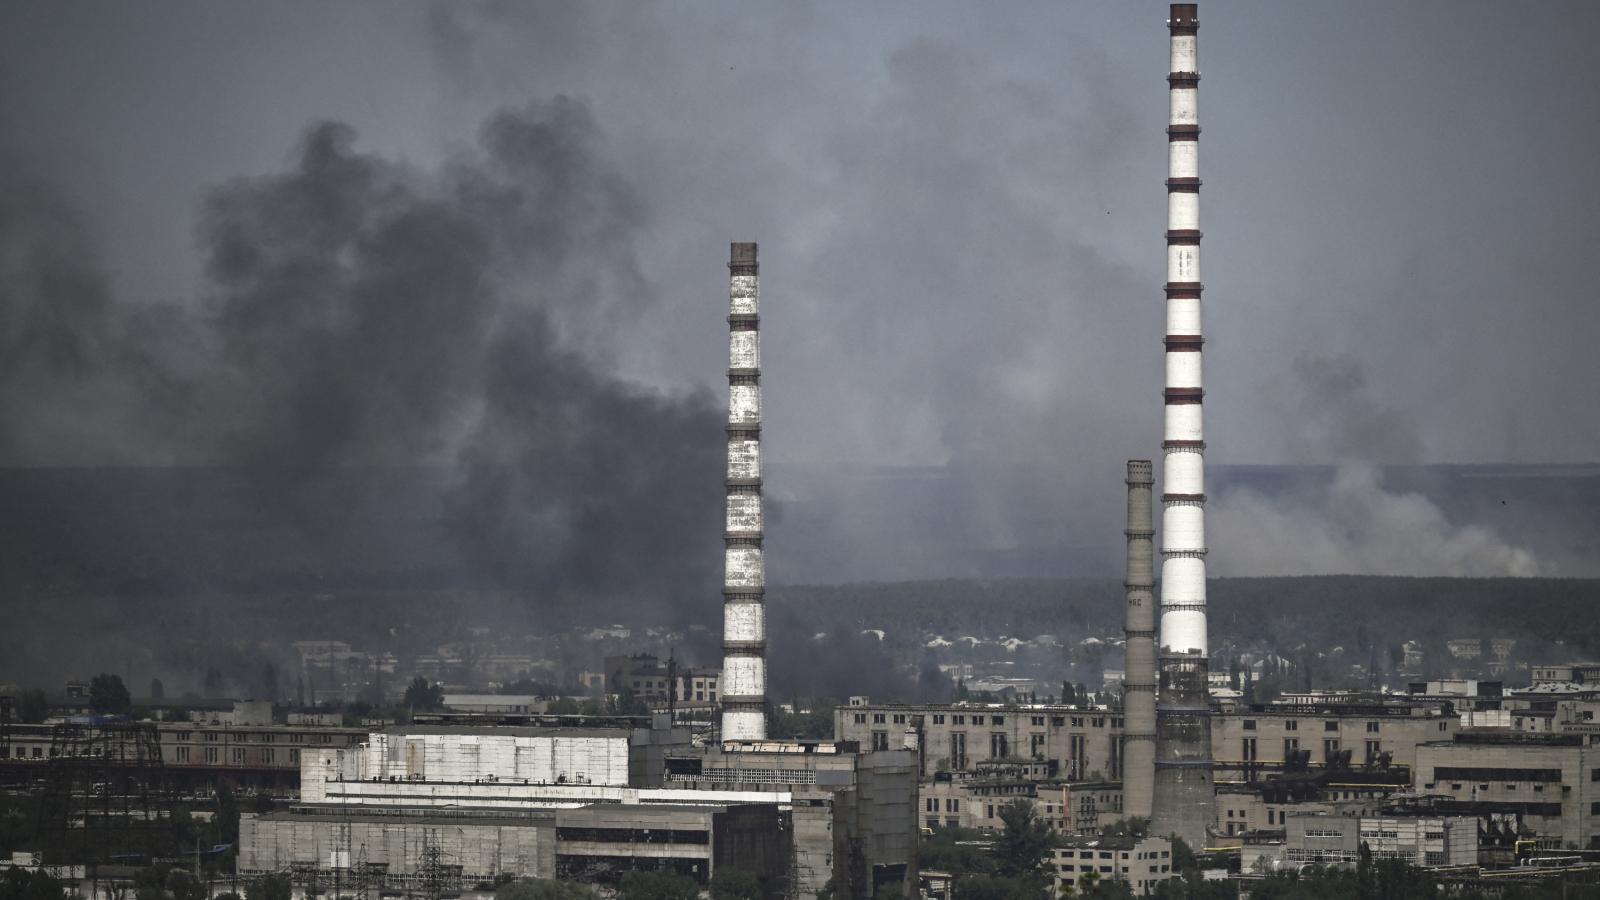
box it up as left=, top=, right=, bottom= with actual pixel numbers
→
left=609, top=687, right=649, bottom=716
left=0, top=869, right=69, bottom=900
left=1099, top=817, right=1149, bottom=838
left=770, top=701, right=836, bottom=740
left=1168, top=835, right=1197, bottom=873
left=1148, top=835, right=1233, bottom=900
left=89, top=673, right=132, bottom=716
left=709, top=869, right=761, bottom=900
left=0, top=791, right=40, bottom=855
left=1065, top=872, right=1136, bottom=899
left=403, top=677, right=444, bottom=711
left=133, top=866, right=170, bottom=900
left=247, top=874, right=291, bottom=900
left=994, top=799, right=1053, bottom=881
left=616, top=871, right=700, bottom=900
left=495, top=878, right=598, bottom=900
left=920, top=827, right=997, bottom=877
left=214, top=785, right=241, bottom=846
left=948, top=875, right=1032, bottom=900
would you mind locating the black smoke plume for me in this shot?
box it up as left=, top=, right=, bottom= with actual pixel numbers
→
left=0, top=97, right=723, bottom=617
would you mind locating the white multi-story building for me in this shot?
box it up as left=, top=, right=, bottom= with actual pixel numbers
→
left=1051, top=835, right=1175, bottom=896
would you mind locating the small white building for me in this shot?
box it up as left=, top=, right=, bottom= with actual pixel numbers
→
left=1051, top=835, right=1174, bottom=896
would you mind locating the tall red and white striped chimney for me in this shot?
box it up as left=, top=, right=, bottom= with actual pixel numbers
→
left=721, top=242, right=767, bottom=741
left=1151, top=2, right=1216, bottom=848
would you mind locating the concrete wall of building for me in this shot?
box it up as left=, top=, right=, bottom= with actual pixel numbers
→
left=554, top=805, right=715, bottom=880
left=1415, top=737, right=1597, bottom=849
left=671, top=744, right=918, bottom=900
left=1061, top=783, right=1126, bottom=835
left=835, top=704, right=1123, bottom=781
left=1212, top=788, right=1366, bottom=839
left=1282, top=813, right=1477, bottom=869
left=360, top=731, right=629, bottom=786
left=853, top=750, right=919, bottom=896
left=1051, top=836, right=1173, bottom=897
left=1284, top=814, right=1360, bottom=866
left=1212, top=705, right=1456, bottom=774
left=1359, top=816, right=1477, bottom=868
left=921, top=779, right=1075, bottom=834
left=239, top=812, right=555, bottom=882
left=1, top=721, right=366, bottom=789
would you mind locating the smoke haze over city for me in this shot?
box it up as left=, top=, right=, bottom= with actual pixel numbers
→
left=6, top=10, right=1600, bottom=897
left=1, top=0, right=1597, bottom=606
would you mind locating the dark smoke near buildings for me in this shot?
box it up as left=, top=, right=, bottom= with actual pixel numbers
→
left=0, top=98, right=722, bottom=609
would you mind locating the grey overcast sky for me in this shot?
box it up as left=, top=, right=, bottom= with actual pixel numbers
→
left=1, top=2, right=1596, bottom=579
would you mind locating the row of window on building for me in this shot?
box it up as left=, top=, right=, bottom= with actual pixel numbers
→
left=854, top=711, right=1121, bottom=728
left=1240, top=719, right=1386, bottom=732
left=1238, top=737, right=1386, bottom=761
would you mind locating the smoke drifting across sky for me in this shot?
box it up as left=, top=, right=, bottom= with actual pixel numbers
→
left=0, top=96, right=724, bottom=601
left=1209, top=353, right=1545, bottom=576
left=0, top=1, right=1596, bottom=583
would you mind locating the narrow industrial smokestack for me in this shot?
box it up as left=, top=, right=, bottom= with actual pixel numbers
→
left=1122, top=460, right=1157, bottom=819
left=1151, top=2, right=1216, bottom=848
left=721, top=242, right=767, bottom=741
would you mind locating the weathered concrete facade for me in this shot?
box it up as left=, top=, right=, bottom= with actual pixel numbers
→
left=1416, top=733, right=1600, bottom=850
left=240, top=803, right=793, bottom=891
left=1275, top=813, right=1477, bottom=869
left=669, top=742, right=919, bottom=900
left=239, top=809, right=556, bottom=883
left=1051, top=835, right=1175, bottom=897
left=1211, top=700, right=1457, bottom=782
left=834, top=702, right=1126, bottom=782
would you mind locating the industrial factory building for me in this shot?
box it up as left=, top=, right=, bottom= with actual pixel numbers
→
left=1269, top=812, right=1479, bottom=869
left=668, top=741, right=919, bottom=899
left=1211, top=698, right=1459, bottom=779
left=917, top=771, right=1125, bottom=836
left=241, top=799, right=790, bottom=889
left=237, top=722, right=914, bottom=898
left=834, top=702, right=1126, bottom=782
left=240, top=722, right=796, bottom=893
left=2, top=703, right=367, bottom=793
left=603, top=654, right=722, bottom=706
left=1415, top=732, right=1600, bottom=850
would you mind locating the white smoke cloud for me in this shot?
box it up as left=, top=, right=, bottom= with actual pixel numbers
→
left=1210, top=463, right=1543, bottom=577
